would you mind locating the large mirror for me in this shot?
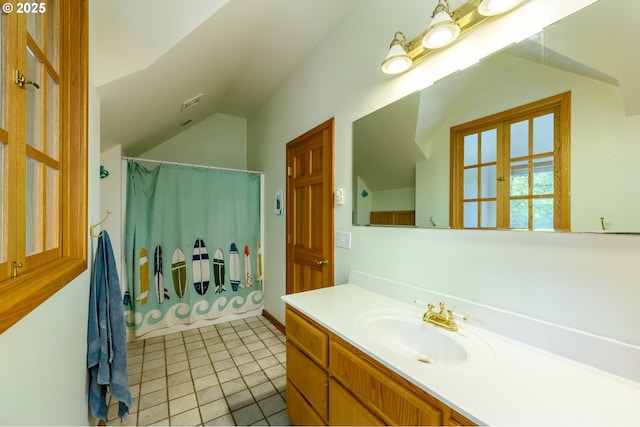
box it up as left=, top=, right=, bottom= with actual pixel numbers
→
left=353, top=0, right=640, bottom=233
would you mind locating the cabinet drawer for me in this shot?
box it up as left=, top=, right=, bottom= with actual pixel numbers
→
left=330, top=379, right=384, bottom=426
left=330, top=337, right=443, bottom=426
left=287, top=341, right=328, bottom=422
left=286, top=306, right=328, bottom=368
left=287, top=379, right=326, bottom=426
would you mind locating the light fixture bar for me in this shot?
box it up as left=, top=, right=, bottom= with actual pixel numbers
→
left=382, top=0, right=527, bottom=74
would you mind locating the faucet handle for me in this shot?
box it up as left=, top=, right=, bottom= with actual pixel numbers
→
left=438, top=302, right=446, bottom=314
left=446, top=310, right=459, bottom=331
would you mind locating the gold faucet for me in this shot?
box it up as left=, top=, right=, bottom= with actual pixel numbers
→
left=423, top=302, right=458, bottom=332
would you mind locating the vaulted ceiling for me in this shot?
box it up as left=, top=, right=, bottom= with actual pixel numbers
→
left=90, top=0, right=356, bottom=155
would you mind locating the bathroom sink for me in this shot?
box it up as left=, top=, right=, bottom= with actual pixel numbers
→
left=355, top=308, right=493, bottom=367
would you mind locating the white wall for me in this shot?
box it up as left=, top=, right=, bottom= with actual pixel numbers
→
left=100, top=144, right=123, bottom=282
left=371, top=186, right=415, bottom=211
left=139, top=112, right=247, bottom=169
left=0, top=65, right=101, bottom=427
left=245, top=0, right=640, bottom=353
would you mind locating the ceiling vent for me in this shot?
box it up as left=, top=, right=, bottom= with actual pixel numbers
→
left=181, top=93, right=203, bottom=112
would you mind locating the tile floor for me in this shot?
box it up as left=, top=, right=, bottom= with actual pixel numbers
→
left=107, top=315, right=291, bottom=426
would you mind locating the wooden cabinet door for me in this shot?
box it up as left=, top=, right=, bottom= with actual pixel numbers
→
left=330, top=379, right=384, bottom=426
left=287, top=379, right=326, bottom=426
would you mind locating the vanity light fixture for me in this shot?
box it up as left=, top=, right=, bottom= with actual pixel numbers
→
left=381, top=0, right=528, bottom=75
left=422, top=0, right=460, bottom=49
left=381, top=31, right=413, bottom=74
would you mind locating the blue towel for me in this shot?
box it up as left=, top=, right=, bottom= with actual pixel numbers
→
left=87, top=231, right=131, bottom=422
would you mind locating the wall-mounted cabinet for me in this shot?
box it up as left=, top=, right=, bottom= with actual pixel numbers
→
left=285, top=305, right=476, bottom=426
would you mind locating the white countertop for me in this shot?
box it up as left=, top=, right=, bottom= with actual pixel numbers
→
left=282, top=284, right=640, bottom=425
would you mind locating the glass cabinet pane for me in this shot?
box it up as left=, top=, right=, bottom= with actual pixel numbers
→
left=46, top=72, right=59, bottom=159
left=47, top=0, right=59, bottom=71
left=26, top=47, right=43, bottom=150
left=27, top=12, right=43, bottom=49
left=26, top=157, right=43, bottom=256
left=46, top=166, right=59, bottom=250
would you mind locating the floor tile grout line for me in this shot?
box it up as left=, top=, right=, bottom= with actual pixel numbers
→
left=127, top=315, right=288, bottom=426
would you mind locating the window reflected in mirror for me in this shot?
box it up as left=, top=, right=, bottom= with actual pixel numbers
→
left=450, top=93, right=569, bottom=231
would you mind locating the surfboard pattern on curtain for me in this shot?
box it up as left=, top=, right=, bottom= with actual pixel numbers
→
left=124, top=161, right=263, bottom=337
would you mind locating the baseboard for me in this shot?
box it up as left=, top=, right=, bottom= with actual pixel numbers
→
left=262, top=309, right=285, bottom=334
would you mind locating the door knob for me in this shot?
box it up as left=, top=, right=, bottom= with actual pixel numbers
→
left=314, top=258, right=328, bottom=265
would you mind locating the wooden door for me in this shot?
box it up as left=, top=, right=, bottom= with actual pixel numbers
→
left=286, top=118, right=334, bottom=294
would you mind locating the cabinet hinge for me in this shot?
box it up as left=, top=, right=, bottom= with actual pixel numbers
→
left=287, top=166, right=292, bottom=176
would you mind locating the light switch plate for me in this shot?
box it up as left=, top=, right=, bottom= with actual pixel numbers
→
left=335, top=231, right=351, bottom=249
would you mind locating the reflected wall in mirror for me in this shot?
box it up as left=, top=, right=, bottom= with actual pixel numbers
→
left=353, top=0, right=640, bottom=233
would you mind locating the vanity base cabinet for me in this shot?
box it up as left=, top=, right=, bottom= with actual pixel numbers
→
left=285, top=305, right=477, bottom=426
left=330, top=336, right=443, bottom=426
left=285, top=307, right=329, bottom=425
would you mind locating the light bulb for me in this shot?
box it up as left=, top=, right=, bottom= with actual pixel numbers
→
left=478, top=0, right=524, bottom=16
left=422, top=8, right=460, bottom=49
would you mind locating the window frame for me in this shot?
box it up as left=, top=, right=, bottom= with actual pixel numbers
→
left=0, top=0, right=87, bottom=334
left=450, top=92, right=571, bottom=231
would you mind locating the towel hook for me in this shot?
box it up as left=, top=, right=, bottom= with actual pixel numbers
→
left=90, top=210, right=112, bottom=238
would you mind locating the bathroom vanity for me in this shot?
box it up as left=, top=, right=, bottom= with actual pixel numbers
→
left=282, top=283, right=640, bottom=425
left=285, top=305, right=473, bottom=425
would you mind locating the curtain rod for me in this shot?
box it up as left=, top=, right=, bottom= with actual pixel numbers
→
left=122, top=156, right=263, bottom=175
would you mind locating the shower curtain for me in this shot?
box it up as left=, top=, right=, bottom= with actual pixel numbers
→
left=124, top=161, right=263, bottom=337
